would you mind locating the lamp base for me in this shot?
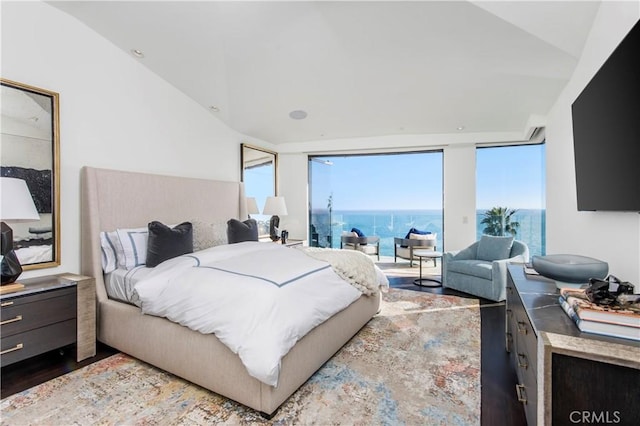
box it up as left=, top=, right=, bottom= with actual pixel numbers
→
left=1, top=249, right=23, bottom=285
left=269, top=215, right=280, bottom=242
left=1, top=222, right=23, bottom=285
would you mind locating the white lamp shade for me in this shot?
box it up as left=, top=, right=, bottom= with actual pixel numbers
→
left=263, top=196, right=288, bottom=216
left=246, top=197, right=260, bottom=214
left=0, top=177, right=40, bottom=222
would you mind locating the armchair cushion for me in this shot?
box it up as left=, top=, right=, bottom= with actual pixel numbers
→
left=447, top=259, right=493, bottom=280
left=477, top=235, right=514, bottom=262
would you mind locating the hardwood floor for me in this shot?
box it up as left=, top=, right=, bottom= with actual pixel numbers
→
left=1, top=275, right=526, bottom=426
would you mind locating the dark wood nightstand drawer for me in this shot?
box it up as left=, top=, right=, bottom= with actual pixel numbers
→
left=0, top=319, right=76, bottom=367
left=1, top=288, right=77, bottom=337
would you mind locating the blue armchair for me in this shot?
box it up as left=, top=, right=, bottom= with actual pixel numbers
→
left=442, top=236, right=529, bottom=302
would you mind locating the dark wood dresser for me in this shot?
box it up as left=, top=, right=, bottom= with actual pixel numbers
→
left=0, top=274, right=96, bottom=367
left=506, top=265, right=640, bottom=426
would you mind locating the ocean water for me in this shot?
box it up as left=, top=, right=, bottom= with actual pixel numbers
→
left=310, top=209, right=546, bottom=257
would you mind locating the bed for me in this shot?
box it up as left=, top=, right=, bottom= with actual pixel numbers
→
left=80, top=166, right=381, bottom=416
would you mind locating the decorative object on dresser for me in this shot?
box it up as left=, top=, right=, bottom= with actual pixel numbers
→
left=1, top=79, right=61, bottom=271
left=0, top=177, right=40, bottom=286
left=530, top=254, right=608, bottom=289
left=263, top=196, right=288, bottom=242
left=0, top=274, right=96, bottom=367
left=505, top=265, right=640, bottom=425
left=558, top=282, right=639, bottom=341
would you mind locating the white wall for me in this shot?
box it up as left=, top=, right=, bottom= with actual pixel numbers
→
left=277, top=153, right=308, bottom=240
left=1, top=1, right=258, bottom=279
left=546, top=2, right=640, bottom=286
left=443, top=144, right=477, bottom=251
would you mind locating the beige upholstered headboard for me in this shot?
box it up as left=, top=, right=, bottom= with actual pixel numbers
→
left=80, top=166, right=246, bottom=302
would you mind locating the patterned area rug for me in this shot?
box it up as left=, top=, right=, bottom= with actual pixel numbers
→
left=1, top=289, right=480, bottom=425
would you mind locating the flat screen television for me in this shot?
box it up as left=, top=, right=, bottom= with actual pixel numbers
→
left=571, top=19, right=640, bottom=212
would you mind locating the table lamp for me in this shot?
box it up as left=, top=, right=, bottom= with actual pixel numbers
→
left=246, top=197, right=260, bottom=218
left=263, top=196, right=287, bottom=242
left=1, top=177, right=40, bottom=285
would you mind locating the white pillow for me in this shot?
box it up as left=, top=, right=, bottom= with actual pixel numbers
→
left=191, top=220, right=228, bottom=251
left=116, top=226, right=149, bottom=269
left=99, top=230, right=123, bottom=273
left=409, top=232, right=436, bottom=240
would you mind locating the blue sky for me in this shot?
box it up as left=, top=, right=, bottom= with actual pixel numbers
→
left=309, top=144, right=546, bottom=211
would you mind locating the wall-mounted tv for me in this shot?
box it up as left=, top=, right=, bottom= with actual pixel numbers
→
left=571, top=19, right=640, bottom=212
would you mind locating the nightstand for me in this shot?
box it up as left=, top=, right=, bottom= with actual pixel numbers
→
left=0, top=273, right=96, bottom=367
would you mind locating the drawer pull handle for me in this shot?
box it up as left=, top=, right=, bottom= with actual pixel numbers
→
left=0, top=343, right=23, bottom=355
left=517, top=321, right=528, bottom=335
left=0, top=315, right=23, bottom=326
left=517, top=353, right=529, bottom=369
left=516, top=384, right=528, bottom=404
left=1, top=301, right=14, bottom=307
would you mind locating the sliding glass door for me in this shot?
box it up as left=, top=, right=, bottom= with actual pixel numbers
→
left=308, top=151, right=443, bottom=256
left=476, top=143, right=546, bottom=256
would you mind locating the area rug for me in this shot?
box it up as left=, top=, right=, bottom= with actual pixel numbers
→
left=0, top=289, right=481, bottom=425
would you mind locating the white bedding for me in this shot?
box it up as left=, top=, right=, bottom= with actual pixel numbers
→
left=132, top=242, right=386, bottom=386
left=104, top=266, right=153, bottom=304
left=15, top=245, right=52, bottom=264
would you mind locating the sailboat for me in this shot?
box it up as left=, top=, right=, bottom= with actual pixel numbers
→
left=387, top=214, right=394, bottom=231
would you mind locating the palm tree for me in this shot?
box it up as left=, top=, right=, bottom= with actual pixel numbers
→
left=481, top=207, right=520, bottom=237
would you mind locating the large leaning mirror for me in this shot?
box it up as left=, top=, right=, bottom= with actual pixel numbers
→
left=241, top=143, right=277, bottom=237
left=1, top=78, right=60, bottom=270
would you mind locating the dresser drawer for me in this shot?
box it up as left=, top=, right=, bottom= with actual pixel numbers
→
left=516, top=359, right=538, bottom=426
left=510, top=301, right=538, bottom=374
left=1, top=288, right=77, bottom=338
left=0, top=319, right=77, bottom=367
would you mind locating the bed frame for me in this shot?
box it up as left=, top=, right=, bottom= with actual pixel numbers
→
left=80, top=166, right=380, bottom=416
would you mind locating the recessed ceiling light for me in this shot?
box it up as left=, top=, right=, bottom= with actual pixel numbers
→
left=209, top=106, right=220, bottom=112
left=289, top=110, right=307, bottom=120
left=131, top=49, right=145, bottom=58
left=457, top=126, right=465, bottom=131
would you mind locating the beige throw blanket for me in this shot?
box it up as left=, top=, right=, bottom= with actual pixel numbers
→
left=300, top=247, right=389, bottom=295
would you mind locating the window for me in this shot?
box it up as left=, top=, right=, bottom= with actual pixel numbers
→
left=476, top=143, right=546, bottom=256
left=308, top=151, right=443, bottom=256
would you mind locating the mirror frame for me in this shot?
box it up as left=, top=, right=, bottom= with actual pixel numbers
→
left=241, top=143, right=278, bottom=238
left=1, top=78, right=61, bottom=270
left=240, top=143, right=278, bottom=196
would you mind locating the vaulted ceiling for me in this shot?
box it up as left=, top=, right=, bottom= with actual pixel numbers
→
left=50, top=1, right=601, bottom=145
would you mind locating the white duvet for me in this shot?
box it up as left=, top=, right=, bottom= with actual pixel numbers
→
left=132, top=242, right=385, bottom=387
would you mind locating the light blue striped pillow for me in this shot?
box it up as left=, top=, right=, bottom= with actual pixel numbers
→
left=99, top=231, right=123, bottom=273
left=116, top=227, right=149, bottom=269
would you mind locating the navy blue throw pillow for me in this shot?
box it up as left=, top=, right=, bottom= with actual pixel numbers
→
left=351, top=227, right=365, bottom=237
left=146, top=221, right=193, bottom=267
left=403, top=228, right=431, bottom=239
left=227, top=218, right=259, bottom=244
left=401, top=228, right=432, bottom=248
